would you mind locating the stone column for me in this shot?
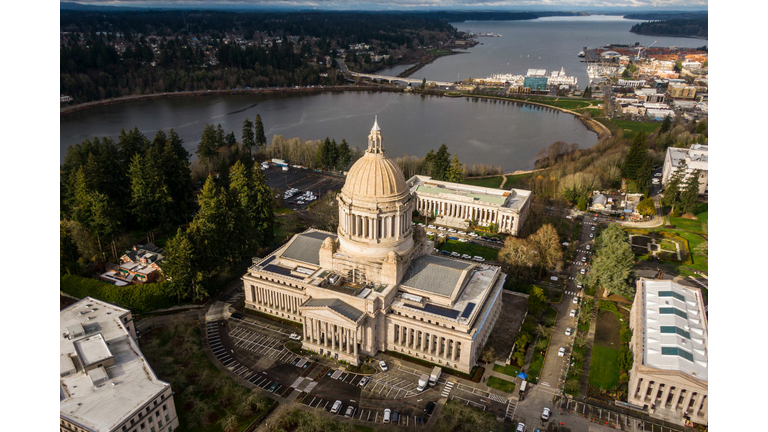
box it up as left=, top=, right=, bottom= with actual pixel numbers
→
left=325, top=322, right=330, bottom=348
left=454, top=341, right=461, bottom=361
left=682, top=390, right=695, bottom=413
left=354, top=330, right=359, bottom=357
left=660, top=386, right=673, bottom=408
left=423, top=334, right=430, bottom=353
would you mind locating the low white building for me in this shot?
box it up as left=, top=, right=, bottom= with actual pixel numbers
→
left=408, top=176, right=532, bottom=235
left=60, top=298, right=179, bottom=432
left=662, top=144, right=708, bottom=194
left=629, top=279, right=708, bottom=425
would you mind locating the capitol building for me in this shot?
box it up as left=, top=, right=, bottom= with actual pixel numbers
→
left=242, top=118, right=505, bottom=373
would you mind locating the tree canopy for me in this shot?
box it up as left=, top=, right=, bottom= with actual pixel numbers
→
left=581, top=223, right=635, bottom=298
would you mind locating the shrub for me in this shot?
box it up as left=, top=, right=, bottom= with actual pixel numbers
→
left=61, top=275, right=176, bottom=313
left=619, top=373, right=629, bottom=384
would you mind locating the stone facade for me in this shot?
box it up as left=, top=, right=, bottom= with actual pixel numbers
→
left=242, top=118, right=504, bottom=373
left=628, top=279, right=708, bottom=425
left=408, top=176, right=531, bottom=236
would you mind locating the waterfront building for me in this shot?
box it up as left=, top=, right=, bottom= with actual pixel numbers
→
left=523, top=76, right=548, bottom=91
left=408, top=176, right=531, bottom=236
left=60, top=298, right=179, bottom=432
left=242, top=118, right=505, bottom=373
left=628, top=279, right=708, bottom=425
left=662, top=144, right=708, bottom=194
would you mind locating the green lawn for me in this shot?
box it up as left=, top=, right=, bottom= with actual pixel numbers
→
left=438, top=239, right=499, bottom=261
left=432, top=400, right=505, bottom=432
left=462, top=176, right=504, bottom=188
left=503, top=172, right=534, bottom=190
left=493, top=364, right=521, bottom=377
left=600, top=119, right=660, bottom=140
left=486, top=376, right=516, bottom=393
left=669, top=204, right=708, bottom=233
left=588, top=345, right=621, bottom=390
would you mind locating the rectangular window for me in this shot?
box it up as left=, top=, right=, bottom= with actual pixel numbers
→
left=660, top=326, right=691, bottom=339
left=658, top=290, right=686, bottom=301
left=165, top=415, right=169, bottom=422
left=141, top=423, right=145, bottom=430
left=163, top=404, right=167, bottom=411
left=661, top=346, right=694, bottom=361
left=659, top=307, right=687, bottom=318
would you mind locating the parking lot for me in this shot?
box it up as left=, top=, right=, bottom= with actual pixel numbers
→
left=563, top=400, right=685, bottom=432
left=298, top=392, right=431, bottom=427
left=263, top=165, right=345, bottom=209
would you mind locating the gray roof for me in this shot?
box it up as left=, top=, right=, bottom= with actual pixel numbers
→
left=400, top=255, right=474, bottom=298
left=281, top=231, right=336, bottom=266
left=302, top=298, right=364, bottom=322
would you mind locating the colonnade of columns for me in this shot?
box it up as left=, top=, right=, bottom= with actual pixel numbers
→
left=392, top=323, right=461, bottom=363
left=303, top=316, right=359, bottom=358
left=249, top=284, right=301, bottom=316
left=633, top=378, right=708, bottom=417
left=415, top=197, right=514, bottom=232
left=342, top=209, right=410, bottom=241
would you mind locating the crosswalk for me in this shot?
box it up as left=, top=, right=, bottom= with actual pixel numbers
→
left=487, top=392, right=508, bottom=404
left=441, top=381, right=455, bottom=398
left=564, top=290, right=581, bottom=296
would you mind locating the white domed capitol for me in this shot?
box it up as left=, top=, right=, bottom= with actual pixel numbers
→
left=242, top=118, right=515, bottom=372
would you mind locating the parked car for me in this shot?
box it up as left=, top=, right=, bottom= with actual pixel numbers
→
left=448, top=228, right=457, bottom=233
left=581, top=256, right=587, bottom=262
left=383, top=409, right=392, bottom=423
left=469, top=232, right=478, bottom=237
left=438, top=233, right=445, bottom=238
left=428, top=225, right=436, bottom=229
left=331, top=400, right=343, bottom=414
left=268, top=382, right=279, bottom=393
left=289, top=333, right=301, bottom=341
left=473, top=256, right=485, bottom=262
left=440, top=250, right=450, bottom=255
left=589, top=233, right=594, bottom=238
left=591, top=226, right=596, bottom=231
left=542, top=407, right=551, bottom=421
left=379, top=360, right=388, bottom=371
left=461, top=254, right=472, bottom=260
left=585, top=244, right=591, bottom=250
left=580, top=268, right=586, bottom=275
left=392, top=411, right=400, bottom=423
left=565, top=327, right=572, bottom=336
left=558, top=347, right=566, bottom=357
left=451, top=252, right=460, bottom=257
left=573, top=296, right=580, bottom=304
left=516, top=422, right=526, bottom=432
left=358, top=377, right=368, bottom=387
left=345, top=406, right=356, bottom=418
left=438, top=227, right=446, bottom=231
left=570, top=309, right=577, bottom=317
left=231, top=312, right=244, bottom=320
left=459, top=238, right=468, bottom=243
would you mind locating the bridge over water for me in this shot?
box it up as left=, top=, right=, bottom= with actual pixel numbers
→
left=347, top=71, right=454, bottom=88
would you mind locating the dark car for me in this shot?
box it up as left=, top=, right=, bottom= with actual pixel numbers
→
left=440, top=250, right=450, bottom=255
left=268, top=382, right=279, bottom=393
left=391, top=411, right=399, bottom=423
left=424, top=401, right=436, bottom=415
left=416, top=416, right=424, bottom=425
left=231, top=312, right=244, bottom=320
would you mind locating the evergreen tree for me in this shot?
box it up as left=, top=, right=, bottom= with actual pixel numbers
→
left=128, top=153, right=174, bottom=233
left=583, top=86, right=592, bottom=98
left=622, top=131, right=648, bottom=179
left=446, top=154, right=463, bottom=183
left=215, top=123, right=225, bottom=147
left=659, top=115, right=672, bottom=134
left=679, top=169, right=701, bottom=214
left=338, top=139, right=352, bottom=169
left=228, top=161, right=275, bottom=261
left=197, top=124, right=219, bottom=174
left=584, top=223, right=635, bottom=298
left=254, top=114, right=267, bottom=150
left=164, top=228, right=206, bottom=301
left=636, top=197, right=656, bottom=217
left=188, top=176, right=232, bottom=276
left=241, top=118, right=255, bottom=156
left=431, top=144, right=451, bottom=181
left=635, top=156, right=654, bottom=196
left=88, top=191, right=120, bottom=261
left=662, top=161, right=688, bottom=214
left=225, top=131, right=237, bottom=147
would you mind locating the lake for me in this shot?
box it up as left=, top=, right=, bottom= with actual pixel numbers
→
left=60, top=90, right=597, bottom=171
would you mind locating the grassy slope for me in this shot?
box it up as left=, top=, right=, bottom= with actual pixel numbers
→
left=588, top=345, right=621, bottom=390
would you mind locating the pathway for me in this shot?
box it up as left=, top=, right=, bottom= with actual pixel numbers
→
left=578, top=289, right=602, bottom=397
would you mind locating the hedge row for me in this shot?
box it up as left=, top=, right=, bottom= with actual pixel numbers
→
left=60, top=275, right=176, bottom=314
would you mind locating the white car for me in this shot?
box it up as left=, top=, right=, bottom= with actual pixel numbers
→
left=427, top=231, right=435, bottom=236
left=379, top=360, right=388, bottom=371
left=462, top=254, right=472, bottom=260
left=383, top=409, right=392, bottom=423
left=331, top=400, right=343, bottom=414
left=428, top=225, right=436, bottom=229
left=585, top=244, right=591, bottom=250
left=473, top=256, right=485, bottom=262
left=438, top=227, right=446, bottom=231
left=577, top=283, right=583, bottom=289
left=458, top=238, right=468, bottom=242
left=438, top=233, right=445, bottom=238
left=458, top=231, right=467, bottom=235
left=570, top=309, right=577, bottom=317
left=558, top=347, right=566, bottom=357
left=542, top=407, right=551, bottom=421
left=565, top=327, right=572, bottom=336
left=289, top=333, right=301, bottom=341
left=589, top=233, right=594, bottom=238
left=581, top=256, right=587, bottom=262
left=448, top=228, right=457, bottom=233
left=573, top=296, right=579, bottom=304
left=358, top=377, right=368, bottom=387
left=451, top=252, right=460, bottom=257
left=580, top=268, right=586, bottom=275
left=654, top=172, right=662, bottom=177
left=516, top=422, right=526, bottom=432
left=469, top=233, right=478, bottom=237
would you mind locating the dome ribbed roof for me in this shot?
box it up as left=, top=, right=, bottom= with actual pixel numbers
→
left=342, top=152, right=407, bottom=201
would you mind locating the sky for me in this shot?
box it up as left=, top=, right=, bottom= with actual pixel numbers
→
left=63, top=0, right=709, bottom=11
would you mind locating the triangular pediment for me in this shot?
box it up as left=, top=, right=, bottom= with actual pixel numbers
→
left=301, top=305, right=359, bottom=325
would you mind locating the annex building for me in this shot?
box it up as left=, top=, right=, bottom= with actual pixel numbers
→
left=662, top=144, right=708, bottom=195
left=408, top=177, right=531, bottom=236
left=242, top=118, right=504, bottom=373
left=628, top=279, right=708, bottom=425
left=60, top=297, right=179, bottom=432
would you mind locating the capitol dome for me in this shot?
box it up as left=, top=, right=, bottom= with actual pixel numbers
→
left=335, top=117, right=416, bottom=262
left=341, top=119, right=408, bottom=204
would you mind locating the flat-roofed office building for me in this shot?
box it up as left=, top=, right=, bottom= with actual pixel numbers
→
left=628, top=279, right=708, bottom=425
left=407, top=176, right=531, bottom=236
left=242, top=118, right=504, bottom=373
left=60, top=297, right=179, bottom=432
